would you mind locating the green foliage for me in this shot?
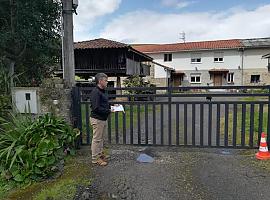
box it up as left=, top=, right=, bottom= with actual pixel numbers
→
left=123, top=75, right=155, bottom=94
left=123, top=75, right=156, bottom=101
left=0, top=113, right=79, bottom=184
left=33, top=179, right=77, bottom=200
left=0, top=66, right=20, bottom=118
left=0, top=0, right=61, bottom=86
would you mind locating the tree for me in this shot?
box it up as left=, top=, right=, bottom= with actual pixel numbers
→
left=0, top=0, right=61, bottom=86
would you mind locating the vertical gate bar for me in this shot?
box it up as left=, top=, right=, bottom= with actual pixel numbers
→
left=74, top=87, right=82, bottom=146
left=130, top=104, right=134, bottom=144
left=258, top=103, right=264, bottom=147
left=176, top=103, right=180, bottom=146
left=200, top=103, right=204, bottom=146
left=145, top=104, right=149, bottom=145
left=85, top=104, right=90, bottom=145
left=216, top=103, right=220, bottom=147
left=168, top=88, right=172, bottom=146
left=137, top=104, right=141, bottom=145
left=192, top=103, right=196, bottom=146
left=161, top=104, right=164, bottom=145
left=184, top=103, right=188, bottom=145
left=153, top=104, right=156, bottom=145
left=115, top=112, right=119, bottom=144
left=232, top=103, right=238, bottom=147
left=76, top=87, right=83, bottom=144
left=241, top=103, right=246, bottom=147
left=268, top=86, right=270, bottom=145
left=108, top=114, right=112, bottom=144
left=123, top=105, right=126, bottom=144
left=249, top=103, right=254, bottom=148
left=224, top=103, right=229, bottom=147
left=208, top=103, right=212, bottom=147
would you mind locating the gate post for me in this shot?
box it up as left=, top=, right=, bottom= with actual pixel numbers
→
left=168, top=86, right=172, bottom=145
left=72, top=86, right=82, bottom=148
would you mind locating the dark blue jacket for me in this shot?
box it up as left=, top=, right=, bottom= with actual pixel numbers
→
left=90, top=86, right=111, bottom=121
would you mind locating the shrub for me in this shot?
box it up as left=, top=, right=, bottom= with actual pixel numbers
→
left=123, top=75, right=156, bottom=101
left=0, top=113, right=79, bottom=184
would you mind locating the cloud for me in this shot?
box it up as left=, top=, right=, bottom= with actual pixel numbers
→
left=100, top=4, right=270, bottom=43
left=161, top=0, right=196, bottom=9
left=73, top=0, right=122, bottom=41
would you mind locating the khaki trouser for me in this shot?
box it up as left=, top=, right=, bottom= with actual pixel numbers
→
left=90, top=117, right=107, bottom=160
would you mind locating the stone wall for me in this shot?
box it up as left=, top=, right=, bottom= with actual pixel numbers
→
left=243, top=68, right=270, bottom=86
left=39, top=78, right=73, bottom=124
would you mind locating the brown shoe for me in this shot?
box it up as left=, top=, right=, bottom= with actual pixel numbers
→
left=92, top=158, right=107, bottom=166
left=100, top=152, right=110, bottom=161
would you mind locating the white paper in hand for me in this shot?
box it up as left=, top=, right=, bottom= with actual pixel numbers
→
left=111, top=104, right=125, bottom=113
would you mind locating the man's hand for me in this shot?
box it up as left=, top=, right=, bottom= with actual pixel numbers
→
left=110, top=107, right=115, bottom=112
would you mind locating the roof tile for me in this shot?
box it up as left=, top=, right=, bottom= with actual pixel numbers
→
left=132, top=39, right=242, bottom=53
left=74, top=38, right=128, bottom=49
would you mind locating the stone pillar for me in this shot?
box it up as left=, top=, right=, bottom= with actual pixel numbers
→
left=39, top=78, right=73, bottom=124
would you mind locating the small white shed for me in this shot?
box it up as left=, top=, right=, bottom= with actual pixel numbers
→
left=12, top=87, right=40, bottom=114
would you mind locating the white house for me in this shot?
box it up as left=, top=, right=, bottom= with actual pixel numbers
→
left=133, top=38, right=270, bottom=87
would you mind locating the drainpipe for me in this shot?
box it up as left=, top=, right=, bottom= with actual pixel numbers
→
left=239, top=48, right=244, bottom=86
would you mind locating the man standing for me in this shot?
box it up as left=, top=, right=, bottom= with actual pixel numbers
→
left=90, top=73, right=112, bottom=166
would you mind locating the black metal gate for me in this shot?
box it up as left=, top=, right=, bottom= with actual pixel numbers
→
left=72, top=85, right=270, bottom=148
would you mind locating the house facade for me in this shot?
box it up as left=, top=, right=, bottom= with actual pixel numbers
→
left=133, top=38, right=270, bottom=87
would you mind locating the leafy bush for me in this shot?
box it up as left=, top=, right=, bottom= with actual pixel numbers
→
left=123, top=75, right=156, bottom=101
left=0, top=65, right=21, bottom=118
left=0, top=113, right=79, bottom=184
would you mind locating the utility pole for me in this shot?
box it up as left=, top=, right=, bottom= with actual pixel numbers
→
left=62, top=0, right=76, bottom=87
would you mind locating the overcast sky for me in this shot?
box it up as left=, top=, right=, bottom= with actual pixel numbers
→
left=73, top=0, right=270, bottom=43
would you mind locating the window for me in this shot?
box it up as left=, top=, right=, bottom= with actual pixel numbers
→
left=164, top=53, right=172, bottom=62
left=214, top=52, right=224, bottom=62
left=227, top=73, right=234, bottom=83
left=250, top=75, right=260, bottom=83
left=25, top=93, right=31, bottom=100
left=190, top=74, right=201, bottom=83
left=191, top=53, right=201, bottom=63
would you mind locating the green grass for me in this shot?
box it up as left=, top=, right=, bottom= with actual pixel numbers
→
left=5, top=155, right=92, bottom=200
left=220, top=104, right=269, bottom=146
left=80, top=104, right=160, bottom=143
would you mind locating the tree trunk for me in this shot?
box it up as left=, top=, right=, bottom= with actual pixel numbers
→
left=9, top=60, right=15, bottom=88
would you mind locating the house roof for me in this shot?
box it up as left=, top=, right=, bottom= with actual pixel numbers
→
left=74, top=38, right=129, bottom=49
left=241, top=38, right=270, bottom=48
left=74, top=38, right=153, bottom=61
left=132, top=39, right=242, bottom=53
left=132, top=37, right=270, bottom=53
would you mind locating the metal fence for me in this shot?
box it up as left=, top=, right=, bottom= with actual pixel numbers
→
left=72, top=85, right=270, bottom=149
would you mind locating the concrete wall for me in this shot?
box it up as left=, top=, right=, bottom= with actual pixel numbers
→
left=149, top=49, right=242, bottom=72
left=243, top=48, right=270, bottom=69
left=147, top=47, right=270, bottom=86
left=180, top=69, right=242, bottom=86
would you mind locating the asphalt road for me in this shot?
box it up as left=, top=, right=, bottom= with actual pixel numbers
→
left=76, top=145, right=270, bottom=200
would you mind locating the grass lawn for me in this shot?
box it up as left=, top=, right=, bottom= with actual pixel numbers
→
left=80, top=104, right=160, bottom=143
left=2, top=154, right=92, bottom=200
left=220, top=103, right=269, bottom=147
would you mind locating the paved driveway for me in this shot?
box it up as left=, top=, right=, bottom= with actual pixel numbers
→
left=76, top=145, right=270, bottom=200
